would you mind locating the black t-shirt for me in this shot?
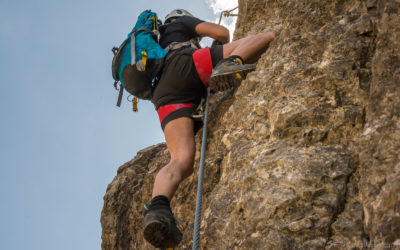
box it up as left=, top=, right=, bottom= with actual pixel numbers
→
left=159, top=16, right=204, bottom=48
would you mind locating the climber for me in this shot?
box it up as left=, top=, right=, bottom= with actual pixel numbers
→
left=143, top=9, right=275, bottom=249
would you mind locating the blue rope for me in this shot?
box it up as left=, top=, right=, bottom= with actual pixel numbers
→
left=192, top=88, right=210, bottom=250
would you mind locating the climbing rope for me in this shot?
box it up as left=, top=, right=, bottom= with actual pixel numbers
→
left=192, top=88, right=210, bottom=250
left=192, top=7, right=238, bottom=250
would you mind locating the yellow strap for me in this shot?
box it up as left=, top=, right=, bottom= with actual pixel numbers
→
left=132, top=97, right=138, bottom=112
left=149, top=16, right=156, bottom=30
left=141, top=51, right=148, bottom=69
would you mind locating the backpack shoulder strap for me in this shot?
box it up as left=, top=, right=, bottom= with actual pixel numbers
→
left=130, top=32, right=136, bottom=66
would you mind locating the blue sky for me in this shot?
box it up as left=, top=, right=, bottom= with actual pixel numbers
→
left=0, top=0, right=237, bottom=249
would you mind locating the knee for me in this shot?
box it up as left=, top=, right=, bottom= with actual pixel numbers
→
left=171, top=154, right=194, bottom=178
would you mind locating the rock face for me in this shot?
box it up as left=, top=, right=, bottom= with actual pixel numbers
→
left=101, top=0, right=400, bottom=249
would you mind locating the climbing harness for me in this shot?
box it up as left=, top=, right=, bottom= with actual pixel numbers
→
left=192, top=7, right=238, bottom=250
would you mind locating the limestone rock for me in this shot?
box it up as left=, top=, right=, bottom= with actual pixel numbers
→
left=101, top=0, right=400, bottom=249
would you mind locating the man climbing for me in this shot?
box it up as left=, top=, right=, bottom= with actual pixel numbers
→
left=143, top=9, right=275, bottom=249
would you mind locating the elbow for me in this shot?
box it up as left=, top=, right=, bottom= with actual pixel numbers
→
left=195, top=22, right=230, bottom=43
left=217, top=27, right=230, bottom=44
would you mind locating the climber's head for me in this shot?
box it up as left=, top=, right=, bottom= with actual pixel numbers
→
left=164, top=9, right=194, bottom=24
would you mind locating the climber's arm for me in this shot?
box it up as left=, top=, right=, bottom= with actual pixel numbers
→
left=195, top=22, right=230, bottom=44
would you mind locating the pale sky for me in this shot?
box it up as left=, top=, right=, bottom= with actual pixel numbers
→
left=0, top=0, right=237, bottom=249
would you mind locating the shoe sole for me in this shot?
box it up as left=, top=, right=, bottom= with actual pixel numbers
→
left=209, top=64, right=256, bottom=92
left=143, top=217, right=182, bottom=249
left=143, top=220, right=169, bottom=248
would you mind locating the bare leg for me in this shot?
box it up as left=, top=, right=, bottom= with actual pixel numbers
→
left=144, top=119, right=192, bottom=248
left=152, top=117, right=195, bottom=200
left=223, top=32, right=275, bottom=63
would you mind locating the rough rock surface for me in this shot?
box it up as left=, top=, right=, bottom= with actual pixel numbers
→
left=101, top=0, right=400, bottom=249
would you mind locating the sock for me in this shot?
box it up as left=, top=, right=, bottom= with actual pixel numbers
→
left=149, top=195, right=170, bottom=209
left=228, top=55, right=245, bottom=64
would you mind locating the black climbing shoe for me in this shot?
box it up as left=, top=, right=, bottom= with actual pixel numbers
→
left=209, top=57, right=257, bottom=92
left=143, top=205, right=182, bottom=249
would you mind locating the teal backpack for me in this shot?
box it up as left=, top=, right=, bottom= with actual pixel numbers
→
left=112, top=10, right=167, bottom=110
left=112, top=9, right=202, bottom=111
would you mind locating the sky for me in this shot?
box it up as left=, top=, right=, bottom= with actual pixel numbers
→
left=0, top=0, right=237, bottom=249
